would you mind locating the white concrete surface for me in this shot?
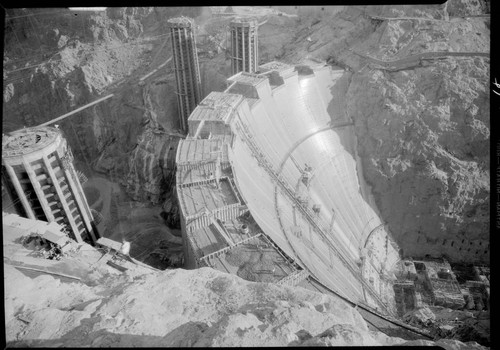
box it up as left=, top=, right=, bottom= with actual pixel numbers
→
left=228, top=67, right=400, bottom=310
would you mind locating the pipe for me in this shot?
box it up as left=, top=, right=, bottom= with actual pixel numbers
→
left=35, top=94, right=114, bottom=128
left=14, top=265, right=81, bottom=281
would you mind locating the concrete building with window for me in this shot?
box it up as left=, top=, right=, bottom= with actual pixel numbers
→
left=2, top=126, right=98, bottom=244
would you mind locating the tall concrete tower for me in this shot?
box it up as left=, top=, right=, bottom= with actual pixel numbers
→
left=230, top=18, right=258, bottom=75
left=2, top=126, right=98, bottom=244
left=168, top=17, right=202, bottom=133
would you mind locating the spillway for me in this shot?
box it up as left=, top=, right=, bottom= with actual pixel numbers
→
left=176, top=61, right=400, bottom=313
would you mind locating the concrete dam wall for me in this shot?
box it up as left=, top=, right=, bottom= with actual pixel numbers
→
left=176, top=61, right=400, bottom=312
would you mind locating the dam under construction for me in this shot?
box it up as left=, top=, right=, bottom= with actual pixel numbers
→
left=3, top=6, right=490, bottom=346
left=175, top=59, right=401, bottom=315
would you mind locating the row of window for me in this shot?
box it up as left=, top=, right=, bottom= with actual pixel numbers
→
left=8, top=151, right=89, bottom=242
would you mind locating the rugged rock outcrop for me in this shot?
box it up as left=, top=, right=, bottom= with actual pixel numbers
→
left=124, top=128, right=172, bottom=204
left=403, top=306, right=490, bottom=346
left=343, top=3, right=490, bottom=263
left=275, top=1, right=490, bottom=264
left=5, top=264, right=487, bottom=348
left=3, top=8, right=156, bottom=170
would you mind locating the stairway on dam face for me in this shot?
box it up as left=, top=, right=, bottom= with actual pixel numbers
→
left=177, top=62, right=401, bottom=314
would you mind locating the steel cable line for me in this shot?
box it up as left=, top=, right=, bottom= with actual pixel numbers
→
left=5, top=8, right=69, bottom=20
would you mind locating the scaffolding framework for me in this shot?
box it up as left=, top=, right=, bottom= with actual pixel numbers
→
left=230, top=18, right=258, bottom=75
left=167, top=17, right=202, bottom=133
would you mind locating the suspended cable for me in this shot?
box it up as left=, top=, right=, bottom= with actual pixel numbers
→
left=5, top=9, right=68, bottom=20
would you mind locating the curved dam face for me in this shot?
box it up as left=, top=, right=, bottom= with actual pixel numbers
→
left=176, top=61, right=400, bottom=312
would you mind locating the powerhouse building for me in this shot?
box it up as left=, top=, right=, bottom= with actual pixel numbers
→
left=2, top=126, right=98, bottom=244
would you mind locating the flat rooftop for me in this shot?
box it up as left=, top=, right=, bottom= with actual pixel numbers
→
left=179, top=178, right=240, bottom=215
left=190, top=223, right=230, bottom=258
left=227, top=72, right=268, bottom=87
left=177, top=138, right=223, bottom=165
left=189, top=92, right=243, bottom=123
left=259, top=61, right=295, bottom=74
left=2, top=126, right=60, bottom=158
left=189, top=212, right=260, bottom=260
left=177, top=162, right=232, bottom=186
left=167, top=16, right=194, bottom=28
left=230, top=18, right=258, bottom=26
left=177, top=138, right=231, bottom=185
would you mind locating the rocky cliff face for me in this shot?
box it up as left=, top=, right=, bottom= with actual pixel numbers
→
left=275, top=1, right=489, bottom=263
left=343, top=3, right=490, bottom=263
left=4, top=264, right=487, bottom=348
left=347, top=58, right=489, bottom=263
left=4, top=8, right=153, bottom=174
left=3, top=7, right=201, bottom=201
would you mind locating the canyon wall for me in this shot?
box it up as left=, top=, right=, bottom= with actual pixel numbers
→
left=347, top=57, right=489, bottom=263
left=278, top=1, right=490, bottom=263
left=3, top=7, right=202, bottom=201
left=4, top=264, right=487, bottom=348
left=344, top=4, right=490, bottom=263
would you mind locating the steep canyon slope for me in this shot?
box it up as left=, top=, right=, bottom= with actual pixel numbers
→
left=348, top=5, right=490, bottom=263
left=3, top=7, right=201, bottom=202
left=278, top=2, right=490, bottom=263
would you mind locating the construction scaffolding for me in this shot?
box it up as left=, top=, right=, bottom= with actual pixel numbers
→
left=230, top=18, right=259, bottom=75
left=167, top=17, right=202, bottom=133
